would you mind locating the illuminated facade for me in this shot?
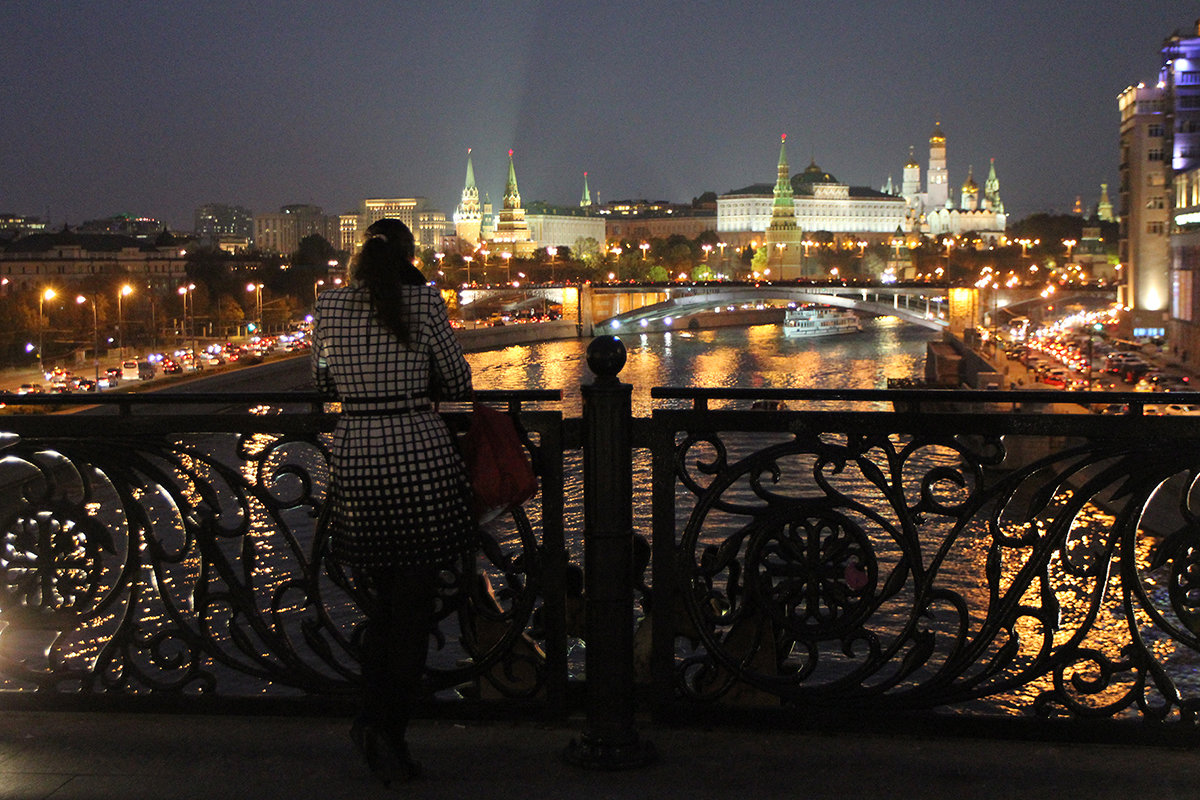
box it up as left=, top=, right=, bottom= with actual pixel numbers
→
left=718, top=159, right=906, bottom=243
left=359, top=197, right=449, bottom=250
left=1162, top=21, right=1200, bottom=359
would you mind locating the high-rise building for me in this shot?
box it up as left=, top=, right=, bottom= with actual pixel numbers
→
left=78, top=214, right=165, bottom=238
left=1119, top=80, right=1171, bottom=333
left=1159, top=20, right=1200, bottom=359
left=253, top=205, right=339, bottom=255
left=361, top=197, right=423, bottom=231
left=194, top=203, right=253, bottom=249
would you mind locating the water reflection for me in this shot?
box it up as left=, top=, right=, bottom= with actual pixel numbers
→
left=467, top=318, right=936, bottom=415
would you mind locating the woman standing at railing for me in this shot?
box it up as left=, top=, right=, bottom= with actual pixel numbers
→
left=312, top=218, right=475, bottom=786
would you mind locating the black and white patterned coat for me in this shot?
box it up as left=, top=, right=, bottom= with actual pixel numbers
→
left=312, top=282, right=474, bottom=568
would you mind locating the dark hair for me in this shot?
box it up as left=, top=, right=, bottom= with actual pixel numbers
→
left=351, top=218, right=426, bottom=343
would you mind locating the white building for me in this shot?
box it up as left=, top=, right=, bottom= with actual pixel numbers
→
left=718, top=158, right=907, bottom=240
left=892, top=123, right=1007, bottom=242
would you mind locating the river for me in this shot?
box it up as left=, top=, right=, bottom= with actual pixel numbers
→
left=465, top=316, right=934, bottom=413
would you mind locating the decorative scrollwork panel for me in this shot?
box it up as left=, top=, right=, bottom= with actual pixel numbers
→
left=659, top=417, right=1200, bottom=723
left=0, top=419, right=558, bottom=706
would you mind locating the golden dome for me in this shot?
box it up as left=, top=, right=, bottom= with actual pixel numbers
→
left=930, top=122, right=945, bottom=143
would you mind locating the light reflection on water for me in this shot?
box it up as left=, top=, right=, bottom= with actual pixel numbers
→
left=468, top=317, right=931, bottom=415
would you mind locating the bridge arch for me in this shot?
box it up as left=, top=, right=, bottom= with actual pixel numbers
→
left=589, top=284, right=949, bottom=332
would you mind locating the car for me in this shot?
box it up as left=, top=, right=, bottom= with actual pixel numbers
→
left=75, top=378, right=98, bottom=392
left=161, top=360, right=182, bottom=374
left=16, top=383, right=44, bottom=394
left=1157, top=403, right=1200, bottom=415
left=1042, top=368, right=1069, bottom=388
left=1160, top=377, right=1192, bottom=392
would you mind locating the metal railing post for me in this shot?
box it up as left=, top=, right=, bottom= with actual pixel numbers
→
left=564, top=335, right=656, bottom=769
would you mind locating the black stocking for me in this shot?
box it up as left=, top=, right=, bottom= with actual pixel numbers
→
left=359, top=565, right=439, bottom=741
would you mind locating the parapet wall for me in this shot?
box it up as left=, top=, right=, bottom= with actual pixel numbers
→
left=455, top=320, right=580, bottom=352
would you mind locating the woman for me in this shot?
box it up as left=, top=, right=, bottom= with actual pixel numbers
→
left=312, top=218, right=474, bottom=785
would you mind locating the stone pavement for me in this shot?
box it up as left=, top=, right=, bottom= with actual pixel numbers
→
left=1, top=711, right=1198, bottom=800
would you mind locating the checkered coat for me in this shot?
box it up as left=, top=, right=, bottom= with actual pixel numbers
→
left=312, top=282, right=475, bottom=568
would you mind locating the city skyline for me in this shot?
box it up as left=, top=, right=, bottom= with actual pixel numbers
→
left=1, top=1, right=1194, bottom=231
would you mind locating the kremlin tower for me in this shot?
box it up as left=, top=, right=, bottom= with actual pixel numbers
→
left=454, top=148, right=482, bottom=247
left=762, top=135, right=806, bottom=279
left=489, top=150, right=534, bottom=256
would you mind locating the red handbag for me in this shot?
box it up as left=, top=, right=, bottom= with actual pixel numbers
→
left=461, top=402, right=538, bottom=523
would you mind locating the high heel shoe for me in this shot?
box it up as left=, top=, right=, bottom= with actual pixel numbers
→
left=350, top=719, right=422, bottom=785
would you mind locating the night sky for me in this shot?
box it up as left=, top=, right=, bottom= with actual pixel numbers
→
left=2, top=1, right=1196, bottom=231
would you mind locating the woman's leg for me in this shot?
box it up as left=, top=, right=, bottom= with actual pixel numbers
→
left=379, top=564, right=440, bottom=742
left=355, top=564, right=440, bottom=781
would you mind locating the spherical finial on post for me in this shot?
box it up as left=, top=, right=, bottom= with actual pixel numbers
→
left=586, top=335, right=626, bottom=381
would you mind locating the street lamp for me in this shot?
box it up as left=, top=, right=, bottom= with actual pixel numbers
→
left=38, top=287, right=56, bottom=375
left=117, top=283, right=133, bottom=358
left=246, top=282, right=263, bottom=333
left=463, top=255, right=474, bottom=286
left=178, top=283, right=196, bottom=355
left=1062, top=238, right=1077, bottom=264
left=314, top=279, right=325, bottom=306
left=501, top=251, right=512, bottom=284
left=546, top=247, right=558, bottom=283
left=76, top=294, right=100, bottom=382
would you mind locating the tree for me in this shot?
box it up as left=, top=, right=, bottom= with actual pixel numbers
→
left=293, top=234, right=337, bottom=269
left=646, top=265, right=669, bottom=282
left=751, top=247, right=770, bottom=276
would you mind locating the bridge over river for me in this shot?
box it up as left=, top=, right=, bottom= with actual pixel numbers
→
left=461, top=281, right=1116, bottom=336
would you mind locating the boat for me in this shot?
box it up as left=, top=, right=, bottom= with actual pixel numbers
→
left=782, top=306, right=862, bottom=338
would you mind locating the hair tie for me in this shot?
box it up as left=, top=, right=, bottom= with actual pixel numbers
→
left=366, top=232, right=389, bottom=243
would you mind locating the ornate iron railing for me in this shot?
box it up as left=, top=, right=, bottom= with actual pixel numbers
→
left=644, top=386, right=1200, bottom=730
left=0, top=390, right=568, bottom=715
left=4, top=368, right=1200, bottom=749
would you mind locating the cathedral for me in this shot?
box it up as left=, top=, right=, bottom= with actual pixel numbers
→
left=888, top=122, right=1007, bottom=242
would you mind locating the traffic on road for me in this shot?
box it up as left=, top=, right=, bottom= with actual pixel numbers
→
left=0, top=329, right=311, bottom=400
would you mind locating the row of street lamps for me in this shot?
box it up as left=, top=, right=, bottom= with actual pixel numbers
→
left=29, top=278, right=282, bottom=372
left=35, top=283, right=136, bottom=374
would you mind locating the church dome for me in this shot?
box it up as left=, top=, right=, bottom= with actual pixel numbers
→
left=962, top=172, right=979, bottom=192
left=792, top=160, right=837, bottom=191
left=930, top=122, right=945, bottom=143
